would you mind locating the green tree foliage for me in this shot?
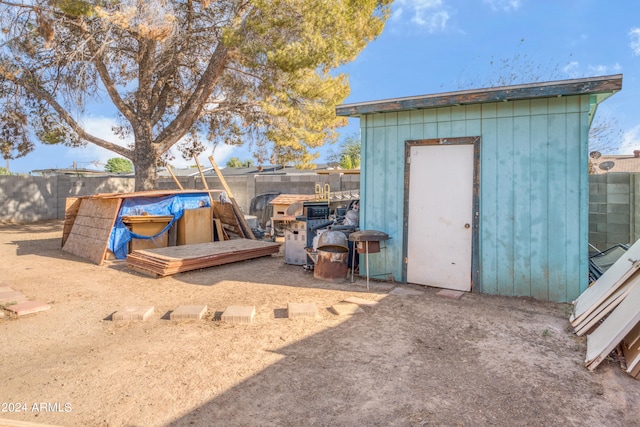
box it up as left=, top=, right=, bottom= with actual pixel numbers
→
left=328, top=134, right=360, bottom=169
left=104, top=157, right=133, bottom=173
left=225, top=157, right=254, bottom=168
left=0, top=166, right=11, bottom=175
left=0, top=0, right=391, bottom=190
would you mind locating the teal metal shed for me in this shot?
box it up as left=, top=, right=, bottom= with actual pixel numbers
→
left=336, top=75, right=623, bottom=302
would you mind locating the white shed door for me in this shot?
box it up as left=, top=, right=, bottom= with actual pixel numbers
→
left=407, top=144, right=474, bottom=291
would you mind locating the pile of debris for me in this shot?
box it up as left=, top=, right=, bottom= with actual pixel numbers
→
left=571, top=239, right=640, bottom=378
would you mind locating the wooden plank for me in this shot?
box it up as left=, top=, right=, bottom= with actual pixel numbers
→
left=479, top=117, right=499, bottom=295
left=574, top=278, right=636, bottom=336
left=622, top=322, right=640, bottom=376
left=62, top=197, right=81, bottom=247
left=126, top=239, right=280, bottom=276
left=166, top=165, right=184, bottom=190
left=624, top=318, right=640, bottom=350
left=212, top=201, right=244, bottom=238
left=131, top=239, right=279, bottom=261
left=513, top=114, right=532, bottom=298
left=62, top=198, right=122, bottom=265
left=547, top=113, right=568, bottom=302
left=528, top=110, right=549, bottom=300
left=213, top=218, right=226, bottom=241
left=495, top=116, right=515, bottom=297
left=208, top=155, right=255, bottom=239
left=585, top=283, right=640, bottom=370
left=571, top=239, right=640, bottom=326
left=91, top=190, right=212, bottom=199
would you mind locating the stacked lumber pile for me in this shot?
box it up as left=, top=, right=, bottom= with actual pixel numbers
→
left=571, top=239, right=640, bottom=377
left=127, top=239, right=280, bottom=277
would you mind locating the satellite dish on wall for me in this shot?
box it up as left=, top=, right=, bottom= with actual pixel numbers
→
left=599, top=161, right=615, bottom=171
left=590, top=151, right=602, bottom=159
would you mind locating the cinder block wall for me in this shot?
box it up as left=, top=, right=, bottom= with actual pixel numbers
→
left=0, top=176, right=58, bottom=222
left=0, top=173, right=360, bottom=222
left=4, top=172, right=640, bottom=249
left=588, top=173, right=633, bottom=251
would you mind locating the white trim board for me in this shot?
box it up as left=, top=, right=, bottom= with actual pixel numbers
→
left=623, top=324, right=640, bottom=375
left=585, top=283, right=640, bottom=370
left=572, top=239, right=640, bottom=325
left=574, top=274, right=639, bottom=336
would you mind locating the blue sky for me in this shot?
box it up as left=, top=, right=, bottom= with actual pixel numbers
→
left=7, top=0, right=640, bottom=174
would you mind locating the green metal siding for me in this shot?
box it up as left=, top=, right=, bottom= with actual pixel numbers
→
left=359, top=95, right=592, bottom=302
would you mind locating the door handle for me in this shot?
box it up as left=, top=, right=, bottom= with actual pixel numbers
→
left=464, top=223, right=471, bottom=229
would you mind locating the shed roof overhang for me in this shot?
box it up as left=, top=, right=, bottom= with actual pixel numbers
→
left=335, top=74, right=623, bottom=120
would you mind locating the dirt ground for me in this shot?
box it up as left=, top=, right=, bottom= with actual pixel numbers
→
left=1, top=221, right=639, bottom=427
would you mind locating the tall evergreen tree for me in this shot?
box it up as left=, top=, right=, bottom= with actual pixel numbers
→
left=0, top=0, right=391, bottom=189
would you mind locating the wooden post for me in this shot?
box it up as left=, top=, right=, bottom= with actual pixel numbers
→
left=193, top=155, right=216, bottom=209
left=193, top=156, right=210, bottom=191
left=208, top=155, right=234, bottom=198
left=166, top=165, right=184, bottom=190
left=208, top=155, right=256, bottom=240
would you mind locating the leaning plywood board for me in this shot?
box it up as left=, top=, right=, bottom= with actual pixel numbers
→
left=62, top=198, right=121, bottom=265
left=585, top=283, right=640, bottom=370
left=177, top=208, right=213, bottom=245
left=212, top=201, right=243, bottom=237
left=623, top=323, right=640, bottom=376
left=574, top=273, right=639, bottom=336
left=572, top=239, right=640, bottom=326
left=62, top=197, right=81, bottom=247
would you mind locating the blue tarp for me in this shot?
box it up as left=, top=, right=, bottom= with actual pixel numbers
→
left=108, top=193, right=211, bottom=259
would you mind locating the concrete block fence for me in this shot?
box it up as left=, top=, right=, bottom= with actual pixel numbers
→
left=588, top=172, right=640, bottom=251
left=5, top=170, right=636, bottom=253
left=0, top=173, right=360, bottom=222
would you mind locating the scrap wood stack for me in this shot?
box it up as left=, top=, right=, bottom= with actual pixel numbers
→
left=127, top=239, right=280, bottom=277
left=571, top=239, right=640, bottom=377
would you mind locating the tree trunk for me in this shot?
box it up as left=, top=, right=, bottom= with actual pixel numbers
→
left=133, top=137, right=159, bottom=191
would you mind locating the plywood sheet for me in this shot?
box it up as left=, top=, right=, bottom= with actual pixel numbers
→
left=177, top=208, right=212, bottom=245
left=212, top=201, right=243, bottom=237
left=585, top=283, right=640, bottom=370
left=126, top=239, right=281, bottom=277
left=62, top=197, right=81, bottom=247
left=572, top=239, right=640, bottom=325
left=62, top=198, right=121, bottom=265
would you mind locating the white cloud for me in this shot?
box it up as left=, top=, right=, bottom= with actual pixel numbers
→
left=391, top=6, right=404, bottom=22
left=394, top=0, right=450, bottom=33
left=630, top=27, right=640, bottom=56
left=561, top=61, right=622, bottom=79
left=562, top=61, right=581, bottom=78
left=63, top=116, right=130, bottom=169
left=617, top=124, right=640, bottom=154
left=587, top=63, right=622, bottom=75
left=484, top=0, right=522, bottom=12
